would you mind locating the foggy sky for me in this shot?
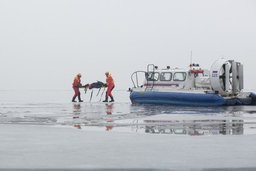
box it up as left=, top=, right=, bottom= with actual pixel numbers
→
left=0, top=0, right=256, bottom=91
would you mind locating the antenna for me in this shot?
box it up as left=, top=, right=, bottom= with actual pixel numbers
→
left=190, top=50, right=193, bottom=65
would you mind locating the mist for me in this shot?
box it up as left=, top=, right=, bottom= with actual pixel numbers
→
left=0, top=0, right=255, bottom=91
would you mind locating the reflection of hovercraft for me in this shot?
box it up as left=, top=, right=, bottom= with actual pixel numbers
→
left=144, top=119, right=244, bottom=136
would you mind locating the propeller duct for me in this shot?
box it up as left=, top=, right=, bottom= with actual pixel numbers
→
left=210, top=59, right=243, bottom=96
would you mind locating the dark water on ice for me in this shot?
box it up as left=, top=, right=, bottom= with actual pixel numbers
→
left=1, top=89, right=256, bottom=136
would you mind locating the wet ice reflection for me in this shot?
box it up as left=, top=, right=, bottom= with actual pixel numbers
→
left=143, top=116, right=245, bottom=135
left=1, top=102, right=256, bottom=136
left=68, top=103, right=256, bottom=135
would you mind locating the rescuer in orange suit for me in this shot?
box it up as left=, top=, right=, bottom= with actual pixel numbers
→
left=103, top=72, right=115, bottom=102
left=72, top=73, right=83, bottom=102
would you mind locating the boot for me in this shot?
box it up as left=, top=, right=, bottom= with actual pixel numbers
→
left=78, top=93, right=83, bottom=102
left=103, top=95, right=108, bottom=102
left=109, top=96, right=114, bottom=102
left=72, top=95, right=77, bottom=102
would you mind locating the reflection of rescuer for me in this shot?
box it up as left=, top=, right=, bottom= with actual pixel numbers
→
left=72, top=73, right=83, bottom=102
left=73, top=104, right=81, bottom=129
left=105, top=103, right=114, bottom=131
left=103, top=72, right=115, bottom=102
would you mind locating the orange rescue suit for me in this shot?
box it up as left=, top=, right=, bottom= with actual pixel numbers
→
left=106, top=75, right=115, bottom=96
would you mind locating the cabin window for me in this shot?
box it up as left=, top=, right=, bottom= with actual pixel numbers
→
left=173, top=72, right=186, bottom=81
left=160, top=72, right=172, bottom=81
left=146, top=72, right=159, bottom=81
left=203, top=70, right=210, bottom=77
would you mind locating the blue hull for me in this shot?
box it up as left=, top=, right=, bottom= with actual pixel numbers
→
left=130, top=91, right=226, bottom=106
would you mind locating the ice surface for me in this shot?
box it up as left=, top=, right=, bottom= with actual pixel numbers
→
left=1, top=124, right=256, bottom=169
left=1, top=90, right=256, bottom=169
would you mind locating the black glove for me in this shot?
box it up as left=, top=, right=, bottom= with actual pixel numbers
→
left=78, top=83, right=83, bottom=88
